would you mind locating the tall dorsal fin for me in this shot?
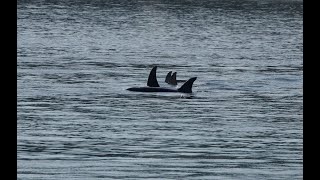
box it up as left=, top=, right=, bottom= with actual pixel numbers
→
left=165, top=71, right=172, bottom=83
left=147, top=66, right=160, bottom=87
left=178, top=77, right=197, bottom=93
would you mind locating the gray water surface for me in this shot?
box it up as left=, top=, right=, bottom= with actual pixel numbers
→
left=17, top=0, right=303, bottom=179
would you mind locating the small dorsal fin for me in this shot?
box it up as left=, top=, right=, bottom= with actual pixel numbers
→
left=165, top=71, right=172, bottom=83
left=147, top=66, right=160, bottom=87
left=178, top=77, right=197, bottom=93
left=169, top=72, right=178, bottom=85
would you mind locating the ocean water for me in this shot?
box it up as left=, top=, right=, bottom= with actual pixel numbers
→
left=17, top=0, right=303, bottom=179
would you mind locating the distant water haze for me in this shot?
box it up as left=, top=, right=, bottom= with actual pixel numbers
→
left=18, top=0, right=303, bottom=179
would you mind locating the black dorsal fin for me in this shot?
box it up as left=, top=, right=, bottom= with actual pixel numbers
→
left=169, top=72, right=177, bottom=85
left=165, top=71, right=172, bottom=83
left=177, top=77, right=197, bottom=93
left=147, top=66, right=160, bottom=87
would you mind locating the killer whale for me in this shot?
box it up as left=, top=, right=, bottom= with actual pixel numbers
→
left=147, top=66, right=160, bottom=87
left=165, top=71, right=172, bottom=84
left=127, top=77, right=197, bottom=93
left=127, top=66, right=197, bottom=93
left=165, top=71, right=187, bottom=85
